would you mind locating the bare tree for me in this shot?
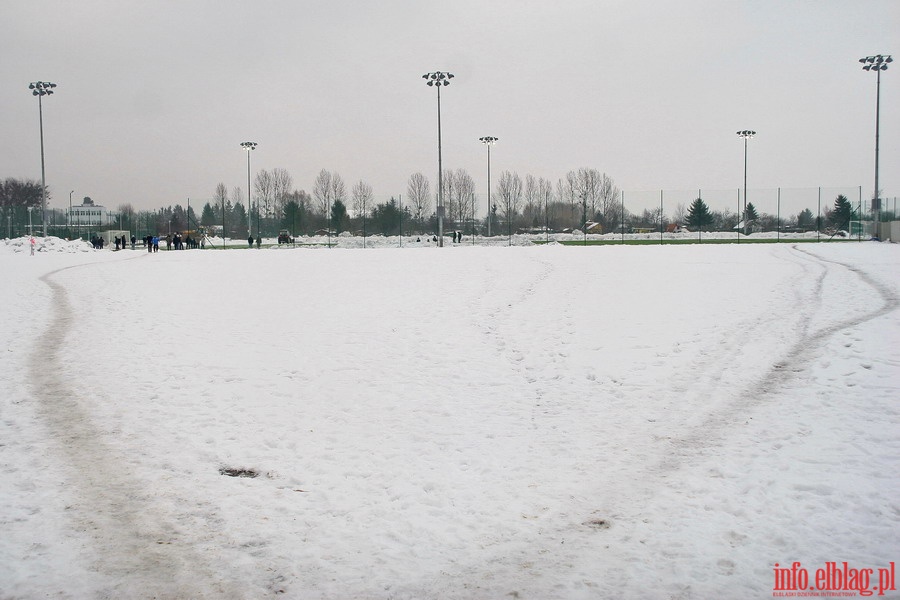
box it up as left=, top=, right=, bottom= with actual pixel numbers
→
left=271, top=168, right=293, bottom=219
left=569, top=168, right=602, bottom=227
left=313, top=169, right=333, bottom=217
left=449, top=169, right=475, bottom=227
left=596, top=173, right=622, bottom=232
left=523, top=174, right=539, bottom=227
left=117, top=202, right=135, bottom=228
left=496, top=171, right=523, bottom=232
left=286, top=189, right=313, bottom=213
left=556, top=174, right=578, bottom=228
left=673, top=203, right=687, bottom=226
left=406, top=172, right=431, bottom=224
left=213, top=183, right=228, bottom=209
left=537, top=178, right=554, bottom=230
left=331, top=172, right=347, bottom=207
left=254, top=170, right=275, bottom=219
left=230, top=186, right=243, bottom=210
left=352, top=180, right=374, bottom=218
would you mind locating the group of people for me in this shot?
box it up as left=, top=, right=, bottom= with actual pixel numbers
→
left=113, top=235, right=136, bottom=250
left=165, top=232, right=198, bottom=250
left=144, top=235, right=160, bottom=252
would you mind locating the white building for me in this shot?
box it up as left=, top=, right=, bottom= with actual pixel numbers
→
left=68, top=197, right=109, bottom=227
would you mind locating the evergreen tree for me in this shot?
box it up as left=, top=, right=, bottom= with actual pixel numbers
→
left=686, top=198, right=713, bottom=230
left=171, top=204, right=187, bottom=232
left=829, top=195, right=854, bottom=229
left=745, top=202, right=759, bottom=224
left=372, top=198, right=402, bottom=235
left=281, top=200, right=305, bottom=234
left=232, top=202, right=248, bottom=236
left=796, top=208, right=815, bottom=229
left=331, top=199, right=348, bottom=233
left=200, top=202, right=216, bottom=226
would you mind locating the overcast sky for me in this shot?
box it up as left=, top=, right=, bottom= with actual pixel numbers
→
left=2, top=0, right=898, bottom=216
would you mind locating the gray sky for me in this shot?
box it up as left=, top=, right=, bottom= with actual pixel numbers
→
left=2, top=0, right=898, bottom=216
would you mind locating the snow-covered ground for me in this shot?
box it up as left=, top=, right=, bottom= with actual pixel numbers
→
left=1, top=236, right=898, bottom=599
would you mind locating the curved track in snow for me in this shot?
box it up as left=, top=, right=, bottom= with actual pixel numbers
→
left=665, top=244, right=899, bottom=463
left=29, top=262, right=246, bottom=599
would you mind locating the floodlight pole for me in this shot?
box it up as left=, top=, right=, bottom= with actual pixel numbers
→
left=241, top=141, right=257, bottom=242
left=737, top=130, right=756, bottom=236
left=860, top=54, right=892, bottom=236
left=424, top=71, right=454, bottom=247
left=29, top=81, right=57, bottom=237
left=479, top=136, right=498, bottom=237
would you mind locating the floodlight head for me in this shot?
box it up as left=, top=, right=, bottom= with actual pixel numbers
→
left=427, top=80, right=434, bottom=86
left=863, top=65, right=871, bottom=71
left=859, top=58, right=867, bottom=63
left=447, top=73, right=455, bottom=78
left=886, top=56, right=894, bottom=63
left=28, top=82, right=35, bottom=89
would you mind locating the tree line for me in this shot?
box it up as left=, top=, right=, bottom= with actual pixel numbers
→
left=0, top=175, right=887, bottom=239
left=683, top=194, right=859, bottom=233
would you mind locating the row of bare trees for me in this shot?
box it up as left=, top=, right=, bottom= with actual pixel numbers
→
left=208, top=166, right=867, bottom=238
left=207, top=166, right=625, bottom=236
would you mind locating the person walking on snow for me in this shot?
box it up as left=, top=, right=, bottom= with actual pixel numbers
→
left=30, top=236, right=35, bottom=256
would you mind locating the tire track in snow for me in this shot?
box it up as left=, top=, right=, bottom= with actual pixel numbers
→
left=663, top=243, right=898, bottom=467
left=29, top=261, right=246, bottom=599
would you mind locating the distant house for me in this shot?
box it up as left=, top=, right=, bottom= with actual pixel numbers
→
left=734, top=220, right=761, bottom=233
left=584, top=221, right=603, bottom=234
left=69, top=197, right=108, bottom=227
left=666, top=223, right=688, bottom=233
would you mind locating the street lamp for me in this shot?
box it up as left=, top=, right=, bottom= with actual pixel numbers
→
left=423, top=71, right=454, bottom=247
left=240, top=141, right=257, bottom=242
left=68, top=190, right=74, bottom=239
left=736, top=130, right=756, bottom=236
left=860, top=54, right=892, bottom=237
left=29, top=81, right=57, bottom=238
left=479, top=136, right=498, bottom=237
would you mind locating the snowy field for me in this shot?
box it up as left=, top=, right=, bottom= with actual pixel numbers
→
left=1, top=236, right=898, bottom=599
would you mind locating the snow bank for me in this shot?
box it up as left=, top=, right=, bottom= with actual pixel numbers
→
left=1, top=235, right=94, bottom=254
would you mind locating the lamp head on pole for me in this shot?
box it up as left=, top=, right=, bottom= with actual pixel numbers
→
left=860, top=55, right=892, bottom=72
left=736, top=130, right=756, bottom=139
left=240, top=141, right=258, bottom=151
left=423, top=71, right=454, bottom=88
left=28, top=81, right=57, bottom=96
left=479, top=136, right=499, bottom=145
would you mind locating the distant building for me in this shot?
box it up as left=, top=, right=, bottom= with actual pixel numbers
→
left=69, top=197, right=108, bottom=227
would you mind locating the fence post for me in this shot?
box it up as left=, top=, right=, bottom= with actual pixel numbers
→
left=817, top=187, right=821, bottom=242
left=660, top=190, right=664, bottom=244
left=777, top=188, right=781, bottom=242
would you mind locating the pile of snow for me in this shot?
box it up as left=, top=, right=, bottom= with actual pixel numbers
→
left=1, top=235, right=94, bottom=254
